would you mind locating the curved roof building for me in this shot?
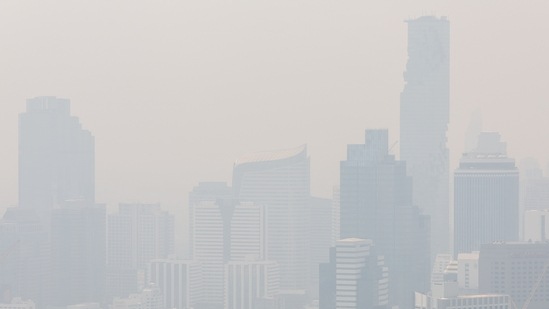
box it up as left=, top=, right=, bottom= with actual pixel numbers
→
left=232, top=145, right=310, bottom=293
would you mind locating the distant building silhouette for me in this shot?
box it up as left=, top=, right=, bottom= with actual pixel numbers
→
left=148, top=257, right=203, bottom=309
left=339, top=129, right=430, bottom=308
left=49, top=201, right=106, bottom=307
left=107, top=203, right=175, bottom=301
left=319, top=238, right=388, bottom=309
left=232, top=145, right=311, bottom=296
left=400, top=16, right=450, bottom=257
left=19, top=97, right=94, bottom=213
left=454, top=133, right=519, bottom=255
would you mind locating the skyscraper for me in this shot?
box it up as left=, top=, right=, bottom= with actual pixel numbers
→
left=232, top=145, right=310, bottom=294
left=19, top=96, right=94, bottom=212
left=319, top=238, right=389, bottom=309
left=400, top=16, right=450, bottom=256
left=49, top=201, right=106, bottom=307
left=340, top=129, right=430, bottom=308
left=107, top=203, right=175, bottom=301
left=454, top=133, right=519, bottom=255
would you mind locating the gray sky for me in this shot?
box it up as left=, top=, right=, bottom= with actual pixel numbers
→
left=1, top=0, right=549, bottom=212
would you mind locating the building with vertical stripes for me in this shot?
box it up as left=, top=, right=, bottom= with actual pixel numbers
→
left=148, top=257, right=203, bottom=309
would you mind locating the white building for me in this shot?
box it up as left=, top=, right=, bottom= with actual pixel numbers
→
left=224, top=259, right=279, bottom=309
left=334, top=238, right=389, bottom=309
left=457, top=252, right=479, bottom=294
left=67, top=303, right=101, bottom=309
left=229, top=202, right=266, bottom=261
left=190, top=201, right=226, bottom=307
left=431, top=254, right=454, bottom=287
left=148, top=257, right=203, bottom=309
left=416, top=262, right=509, bottom=309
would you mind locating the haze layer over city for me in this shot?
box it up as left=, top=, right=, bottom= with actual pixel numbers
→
left=2, top=1, right=549, bottom=309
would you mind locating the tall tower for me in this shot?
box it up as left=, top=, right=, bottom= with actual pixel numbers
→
left=340, top=129, right=430, bottom=308
left=454, top=133, right=519, bottom=255
left=107, top=203, right=175, bottom=301
left=232, top=145, right=310, bottom=295
left=400, top=16, right=450, bottom=256
left=19, top=96, right=95, bottom=212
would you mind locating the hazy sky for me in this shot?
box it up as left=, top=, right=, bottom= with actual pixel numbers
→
left=1, top=0, right=549, bottom=212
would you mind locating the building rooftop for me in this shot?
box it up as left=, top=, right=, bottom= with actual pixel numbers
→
left=234, top=144, right=306, bottom=167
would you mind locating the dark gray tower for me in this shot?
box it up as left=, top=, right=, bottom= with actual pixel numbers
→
left=400, top=16, right=450, bottom=257
left=340, top=129, right=430, bottom=308
left=19, top=96, right=95, bottom=212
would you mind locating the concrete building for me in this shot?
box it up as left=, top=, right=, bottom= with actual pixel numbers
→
left=400, top=16, right=450, bottom=257
left=148, top=257, right=203, bottom=309
left=340, top=129, right=430, bottom=308
left=19, top=96, right=94, bottom=214
left=457, top=252, right=479, bottom=294
left=107, top=203, right=174, bottom=300
left=454, top=133, right=519, bottom=255
left=233, top=145, right=311, bottom=296
left=416, top=261, right=510, bottom=309
left=319, top=238, right=389, bottom=309
left=309, top=197, right=332, bottom=299
left=111, top=284, right=164, bottom=309
left=49, top=201, right=106, bottom=307
left=224, top=259, right=279, bottom=309
left=479, top=242, right=549, bottom=309
left=0, top=208, right=49, bottom=307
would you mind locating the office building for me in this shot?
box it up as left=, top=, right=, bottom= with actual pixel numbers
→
left=148, top=257, right=203, bottom=309
left=454, top=133, right=519, bottom=255
left=309, top=197, right=332, bottom=299
left=479, top=242, right=549, bottom=309
left=340, top=129, right=430, bottom=308
left=416, top=260, right=510, bottom=309
left=457, top=252, right=479, bottom=294
left=224, top=259, right=279, bottom=309
left=19, top=96, right=94, bottom=213
left=0, top=208, right=49, bottom=307
left=400, top=16, right=450, bottom=256
left=107, top=203, right=175, bottom=300
left=233, top=145, right=311, bottom=294
left=331, top=187, right=340, bottom=246
left=49, top=201, right=106, bottom=307
left=319, top=238, right=389, bottom=309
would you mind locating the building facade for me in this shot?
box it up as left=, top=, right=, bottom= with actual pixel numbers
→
left=340, top=129, right=430, bottom=308
left=454, top=133, right=519, bottom=255
left=400, top=16, right=450, bottom=257
left=232, top=145, right=310, bottom=294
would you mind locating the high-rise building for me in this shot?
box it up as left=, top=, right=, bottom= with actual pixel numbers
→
left=319, top=238, right=389, bottom=309
left=457, top=251, right=479, bottom=294
left=107, top=203, right=175, bottom=301
left=454, top=133, right=519, bottom=255
left=224, top=259, right=279, bottom=309
left=479, top=242, right=549, bottom=309
left=19, top=97, right=94, bottom=213
left=340, top=129, right=430, bottom=308
left=49, top=201, right=106, bottom=307
left=309, top=197, right=333, bottom=299
left=331, top=187, right=340, bottom=246
left=232, top=145, right=310, bottom=294
left=148, top=257, right=203, bottom=309
left=0, top=208, right=49, bottom=307
left=190, top=201, right=229, bottom=308
left=400, top=16, right=450, bottom=257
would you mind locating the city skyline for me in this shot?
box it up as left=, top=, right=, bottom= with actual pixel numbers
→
left=2, top=1, right=549, bottom=212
